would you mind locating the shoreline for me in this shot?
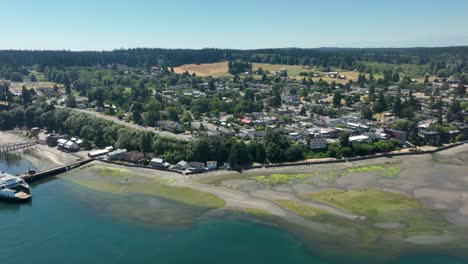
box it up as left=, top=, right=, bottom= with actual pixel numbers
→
left=3, top=131, right=468, bottom=247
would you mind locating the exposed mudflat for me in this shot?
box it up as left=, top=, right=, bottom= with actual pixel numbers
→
left=5, top=129, right=468, bottom=249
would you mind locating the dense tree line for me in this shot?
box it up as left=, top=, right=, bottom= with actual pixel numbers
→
left=0, top=102, right=189, bottom=163
left=191, top=129, right=305, bottom=166
left=0, top=66, right=28, bottom=82
left=1, top=47, right=467, bottom=70
left=0, top=102, right=305, bottom=166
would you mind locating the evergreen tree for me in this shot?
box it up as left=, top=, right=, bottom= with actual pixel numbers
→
left=64, top=75, right=71, bottom=94
left=21, top=86, right=32, bottom=106
left=140, top=131, right=153, bottom=156
left=392, top=72, right=400, bottom=83
left=270, top=84, right=282, bottom=108
left=373, top=92, right=387, bottom=113
left=360, top=104, right=373, bottom=120
left=332, top=91, right=342, bottom=107
left=393, top=95, right=402, bottom=117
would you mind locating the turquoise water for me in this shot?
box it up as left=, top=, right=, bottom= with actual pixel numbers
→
left=0, top=154, right=467, bottom=264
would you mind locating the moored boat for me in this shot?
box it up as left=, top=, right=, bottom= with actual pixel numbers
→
left=0, top=172, right=31, bottom=201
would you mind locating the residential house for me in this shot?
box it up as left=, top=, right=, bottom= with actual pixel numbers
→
left=349, top=135, right=371, bottom=143
left=57, top=139, right=79, bottom=152
left=157, top=120, right=184, bottom=133
left=188, top=162, right=205, bottom=172
left=107, top=149, right=127, bottom=161
left=174, top=160, right=188, bottom=170
left=206, top=161, right=217, bottom=170
left=150, top=158, right=170, bottom=169
left=309, top=138, right=328, bottom=150
left=121, top=151, right=146, bottom=164
left=384, top=129, right=408, bottom=144
left=418, top=131, right=440, bottom=146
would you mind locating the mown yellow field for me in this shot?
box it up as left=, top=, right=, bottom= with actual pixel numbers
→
left=173, top=61, right=362, bottom=83
left=173, top=62, right=230, bottom=77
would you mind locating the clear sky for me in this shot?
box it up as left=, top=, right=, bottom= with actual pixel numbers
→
left=1, top=0, right=468, bottom=50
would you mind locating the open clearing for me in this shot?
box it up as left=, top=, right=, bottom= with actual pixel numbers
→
left=173, top=61, right=361, bottom=83
left=173, top=62, right=230, bottom=77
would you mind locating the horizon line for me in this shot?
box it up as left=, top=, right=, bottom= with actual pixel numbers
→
left=1, top=45, right=468, bottom=52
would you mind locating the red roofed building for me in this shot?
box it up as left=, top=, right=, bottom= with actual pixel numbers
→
left=241, top=118, right=252, bottom=124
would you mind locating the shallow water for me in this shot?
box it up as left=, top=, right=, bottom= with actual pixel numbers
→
left=1, top=153, right=468, bottom=264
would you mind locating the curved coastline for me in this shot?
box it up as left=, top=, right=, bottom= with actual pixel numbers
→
left=3, top=130, right=468, bottom=255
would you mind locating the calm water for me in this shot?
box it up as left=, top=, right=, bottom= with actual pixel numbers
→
left=0, top=154, right=467, bottom=264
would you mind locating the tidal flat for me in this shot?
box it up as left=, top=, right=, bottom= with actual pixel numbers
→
left=53, top=145, right=468, bottom=261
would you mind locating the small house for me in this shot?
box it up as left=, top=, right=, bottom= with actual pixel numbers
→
left=349, top=135, right=371, bottom=143
left=174, top=160, right=188, bottom=170
left=150, top=158, right=170, bottom=169
left=57, top=138, right=68, bottom=147
left=188, top=162, right=205, bottom=172
left=64, top=141, right=80, bottom=152
left=384, top=129, right=407, bottom=144
left=418, top=131, right=440, bottom=146
left=309, top=138, right=328, bottom=150
left=121, top=151, right=146, bottom=164
left=107, top=149, right=127, bottom=161
left=206, top=161, right=217, bottom=170
left=30, top=127, right=40, bottom=137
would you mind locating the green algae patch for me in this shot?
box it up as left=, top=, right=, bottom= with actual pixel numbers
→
left=275, top=200, right=325, bottom=217
left=304, top=189, right=422, bottom=216
left=92, top=166, right=131, bottom=179
left=345, top=165, right=400, bottom=178
left=253, top=173, right=317, bottom=186
left=303, top=189, right=449, bottom=235
left=322, top=171, right=343, bottom=182
left=67, top=166, right=225, bottom=209
left=244, top=208, right=272, bottom=216
left=129, top=182, right=225, bottom=209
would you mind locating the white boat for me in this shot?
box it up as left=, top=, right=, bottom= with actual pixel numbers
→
left=0, top=172, right=31, bottom=201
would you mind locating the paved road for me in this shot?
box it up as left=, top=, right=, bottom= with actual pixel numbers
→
left=57, top=106, right=193, bottom=141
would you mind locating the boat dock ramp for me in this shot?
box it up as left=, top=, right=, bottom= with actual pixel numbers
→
left=18, top=157, right=94, bottom=183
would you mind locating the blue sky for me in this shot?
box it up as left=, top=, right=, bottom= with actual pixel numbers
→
left=1, top=0, right=468, bottom=50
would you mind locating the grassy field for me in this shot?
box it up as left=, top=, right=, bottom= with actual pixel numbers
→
left=173, top=62, right=230, bottom=77
left=173, top=61, right=362, bottom=83
left=68, top=166, right=225, bottom=208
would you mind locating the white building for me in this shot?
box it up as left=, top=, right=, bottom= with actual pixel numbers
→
left=309, top=138, right=328, bottom=150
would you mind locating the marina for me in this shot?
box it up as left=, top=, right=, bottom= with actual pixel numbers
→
left=0, top=142, right=93, bottom=202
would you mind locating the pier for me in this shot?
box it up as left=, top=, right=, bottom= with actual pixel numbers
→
left=0, top=140, right=43, bottom=154
left=19, top=157, right=94, bottom=183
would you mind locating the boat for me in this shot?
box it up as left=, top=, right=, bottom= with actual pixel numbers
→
left=0, top=172, right=31, bottom=201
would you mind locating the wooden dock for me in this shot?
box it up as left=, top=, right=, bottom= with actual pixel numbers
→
left=0, top=139, right=43, bottom=154
left=19, top=157, right=94, bottom=183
